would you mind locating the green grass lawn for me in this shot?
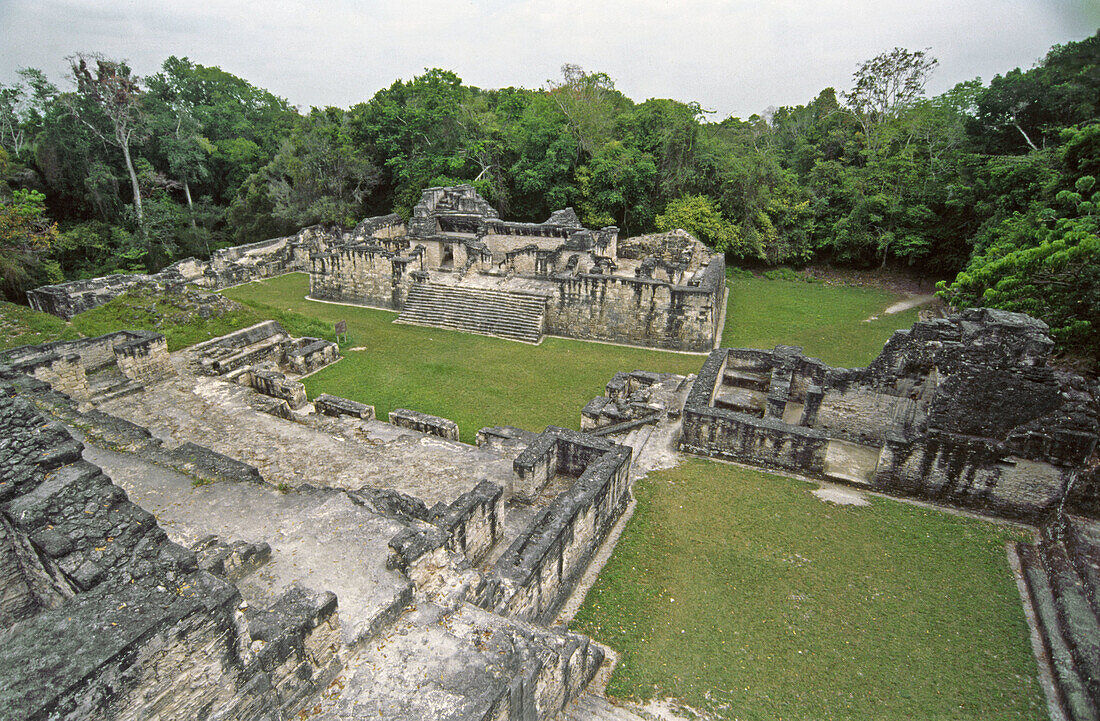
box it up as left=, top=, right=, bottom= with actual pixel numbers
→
left=723, top=276, right=921, bottom=368
left=221, top=273, right=919, bottom=443
left=0, top=301, right=82, bottom=350
left=570, top=457, right=1044, bottom=721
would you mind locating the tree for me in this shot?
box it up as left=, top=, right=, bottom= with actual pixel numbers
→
left=350, top=68, right=471, bottom=215
left=940, top=174, right=1100, bottom=359
left=228, top=108, right=379, bottom=239
left=575, top=141, right=656, bottom=232
left=0, top=68, right=58, bottom=160
left=843, top=48, right=938, bottom=158
left=0, top=188, right=59, bottom=300
left=655, top=194, right=751, bottom=256
left=546, top=65, right=629, bottom=158
left=65, top=53, right=149, bottom=230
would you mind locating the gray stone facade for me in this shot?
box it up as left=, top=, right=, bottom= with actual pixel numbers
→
left=309, top=185, right=725, bottom=351
left=680, top=308, right=1099, bottom=521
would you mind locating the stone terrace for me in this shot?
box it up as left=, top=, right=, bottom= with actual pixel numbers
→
left=96, top=352, right=513, bottom=508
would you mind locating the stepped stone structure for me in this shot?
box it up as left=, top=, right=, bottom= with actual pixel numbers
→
left=0, top=321, right=658, bottom=720
left=6, top=282, right=1100, bottom=718
left=311, top=185, right=725, bottom=350
left=27, top=185, right=725, bottom=351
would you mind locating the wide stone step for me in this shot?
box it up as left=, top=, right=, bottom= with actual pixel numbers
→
left=1018, top=541, right=1100, bottom=721
left=91, top=382, right=145, bottom=405
left=86, top=368, right=145, bottom=404
left=396, top=283, right=547, bottom=344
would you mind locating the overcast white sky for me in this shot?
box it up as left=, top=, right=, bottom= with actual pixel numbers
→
left=0, top=0, right=1096, bottom=119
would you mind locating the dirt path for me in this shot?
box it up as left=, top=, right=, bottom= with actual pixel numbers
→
left=864, top=292, right=937, bottom=322
left=882, top=293, right=937, bottom=314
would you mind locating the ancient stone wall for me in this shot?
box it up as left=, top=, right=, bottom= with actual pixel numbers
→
left=388, top=408, right=460, bottom=441
left=314, top=393, right=375, bottom=420
left=616, top=228, right=709, bottom=271
left=27, top=215, right=407, bottom=319
left=3, top=331, right=173, bottom=401
left=545, top=254, right=724, bottom=352
left=245, top=369, right=308, bottom=410
left=680, top=309, right=1099, bottom=521
left=309, top=245, right=421, bottom=310
left=429, top=479, right=504, bottom=565
left=490, top=427, right=632, bottom=623
left=112, top=333, right=172, bottom=384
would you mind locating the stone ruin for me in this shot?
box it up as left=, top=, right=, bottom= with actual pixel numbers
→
left=2, top=300, right=1099, bottom=719
left=27, top=185, right=726, bottom=352
left=311, top=185, right=725, bottom=350
left=679, top=308, right=1098, bottom=521
left=0, top=320, right=645, bottom=719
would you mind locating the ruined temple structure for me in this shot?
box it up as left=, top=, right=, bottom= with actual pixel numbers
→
left=7, top=288, right=1100, bottom=718
left=0, top=323, right=645, bottom=720
left=309, top=185, right=725, bottom=350
left=27, top=185, right=726, bottom=352
left=680, top=308, right=1099, bottom=521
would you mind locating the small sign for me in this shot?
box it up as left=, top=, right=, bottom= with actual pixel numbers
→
left=335, top=320, right=347, bottom=342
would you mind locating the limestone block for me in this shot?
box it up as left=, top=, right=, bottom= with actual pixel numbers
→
left=388, top=408, right=459, bottom=441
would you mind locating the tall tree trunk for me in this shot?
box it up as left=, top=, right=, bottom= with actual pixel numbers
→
left=120, top=139, right=143, bottom=231
left=182, top=179, right=197, bottom=229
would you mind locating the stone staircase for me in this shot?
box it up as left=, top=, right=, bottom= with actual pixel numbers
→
left=86, top=366, right=143, bottom=404
left=1017, top=514, right=1100, bottom=720
left=559, top=695, right=652, bottom=721
left=394, top=282, right=549, bottom=344
left=616, top=422, right=658, bottom=458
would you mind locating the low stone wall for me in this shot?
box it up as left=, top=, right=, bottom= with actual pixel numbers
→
left=429, top=479, right=504, bottom=565
left=285, top=338, right=339, bottom=374
left=313, top=393, right=375, bottom=420
left=489, top=427, right=632, bottom=624
left=475, top=425, right=538, bottom=456
left=245, top=369, right=308, bottom=410
left=389, top=408, right=460, bottom=441
left=3, top=331, right=173, bottom=400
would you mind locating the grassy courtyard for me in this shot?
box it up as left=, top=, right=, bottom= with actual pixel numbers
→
left=1, top=271, right=1043, bottom=719
left=220, top=272, right=918, bottom=442
left=570, top=458, right=1044, bottom=720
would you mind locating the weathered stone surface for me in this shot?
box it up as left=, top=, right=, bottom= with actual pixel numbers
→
left=314, top=393, right=375, bottom=420
left=0, top=375, right=350, bottom=721
left=681, top=309, right=1099, bottom=521
left=389, top=407, right=460, bottom=441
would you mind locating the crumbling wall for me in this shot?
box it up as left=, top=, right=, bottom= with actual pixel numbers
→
left=314, top=393, right=375, bottom=420
left=429, top=479, right=504, bottom=565
left=244, top=369, right=308, bottom=410
left=112, top=333, right=172, bottom=384
left=680, top=309, right=1099, bottom=521
left=389, top=408, right=460, bottom=441
left=309, top=245, right=421, bottom=310
left=490, top=427, right=632, bottom=623
left=545, top=255, right=724, bottom=352
left=616, top=228, right=709, bottom=271
left=3, top=331, right=173, bottom=401
left=27, top=214, right=408, bottom=319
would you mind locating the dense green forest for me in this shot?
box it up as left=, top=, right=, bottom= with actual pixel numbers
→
left=0, top=34, right=1097, bottom=362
